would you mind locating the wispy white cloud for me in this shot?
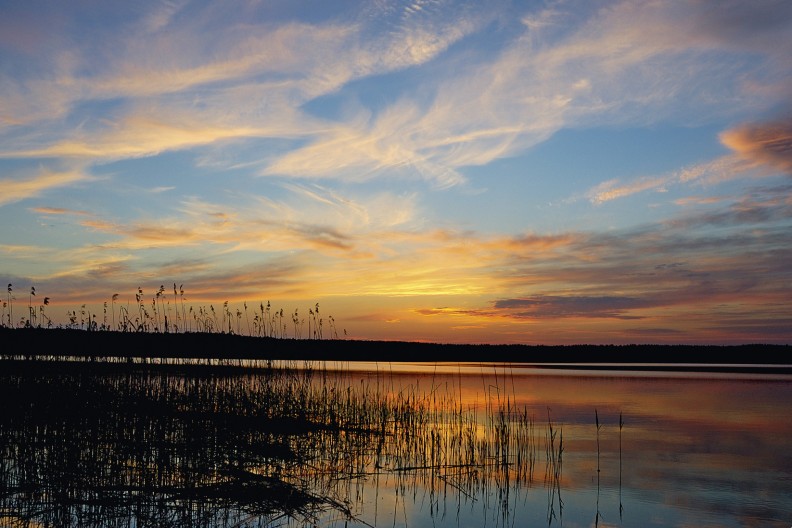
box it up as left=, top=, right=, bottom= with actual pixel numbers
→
left=2, top=0, right=789, bottom=189
left=585, top=117, right=792, bottom=205
left=4, top=116, right=268, bottom=161
left=262, top=101, right=470, bottom=187
left=586, top=176, right=669, bottom=205
left=584, top=155, right=749, bottom=204
left=0, top=1, right=488, bottom=178
left=0, top=166, right=94, bottom=207
left=673, top=195, right=728, bottom=207
left=0, top=244, right=51, bottom=256
left=142, top=0, right=189, bottom=34
left=261, top=0, right=792, bottom=187
left=65, top=183, right=419, bottom=261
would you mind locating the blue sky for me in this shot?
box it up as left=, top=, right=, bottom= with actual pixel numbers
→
left=1, top=0, right=791, bottom=343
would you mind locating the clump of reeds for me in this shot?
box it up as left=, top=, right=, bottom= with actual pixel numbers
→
left=0, top=282, right=346, bottom=343
left=0, top=284, right=52, bottom=329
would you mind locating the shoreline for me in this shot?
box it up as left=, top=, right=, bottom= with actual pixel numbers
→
left=3, top=327, right=790, bottom=373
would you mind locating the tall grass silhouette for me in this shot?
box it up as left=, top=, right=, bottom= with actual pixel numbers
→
left=0, top=284, right=341, bottom=341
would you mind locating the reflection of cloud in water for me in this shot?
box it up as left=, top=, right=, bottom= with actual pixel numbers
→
left=0, top=362, right=789, bottom=527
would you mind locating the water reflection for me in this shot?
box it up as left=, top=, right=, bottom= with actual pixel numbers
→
left=0, top=360, right=790, bottom=527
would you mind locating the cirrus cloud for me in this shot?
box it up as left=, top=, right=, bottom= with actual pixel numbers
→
left=0, top=166, right=93, bottom=207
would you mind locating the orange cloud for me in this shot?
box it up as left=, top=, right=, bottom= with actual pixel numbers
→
left=31, top=206, right=92, bottom=216
left=720, top=119, right=792, bottom=175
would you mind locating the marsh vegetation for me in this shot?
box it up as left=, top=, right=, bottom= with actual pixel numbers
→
left=2, top=283, right=340, bottom=339
left=0, top=361, right=578, bottom=527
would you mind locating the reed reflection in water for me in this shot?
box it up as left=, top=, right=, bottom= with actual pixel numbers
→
left=0, top=361, right=567, bottom=527
left=1, top=360, right=790, bottom=527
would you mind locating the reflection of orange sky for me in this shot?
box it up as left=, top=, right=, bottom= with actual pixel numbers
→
left=326, top=367, right=792, bottom=453
left=336, top=368, right=792, bottom=462
left=312, top=365, right=792, bottom=526
left=357, top=368, right=792, bottom=429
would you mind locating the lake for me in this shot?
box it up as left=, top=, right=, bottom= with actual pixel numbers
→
left=0, top=360, right=789, bottom=527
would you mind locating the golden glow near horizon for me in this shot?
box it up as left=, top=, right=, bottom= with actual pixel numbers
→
left=1, top=1, right=791, bottom=344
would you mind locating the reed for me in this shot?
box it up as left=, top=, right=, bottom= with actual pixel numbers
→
left=6, top=283, right=13, bottom=327
left=545, top=407, right=564, bottom=524
left=179, top=284, right=187, bottom=332
left=619, top=410, right=624, bottom=520
left=172, top=283, right=179, bottom=331
left=111, top=293, right=118, bottom=330
left=40, top=296, right=51, bottom=328
left=595, top=408, right=602, bottom=526
left=596, top=408, right=601, bottom=473
left=27, top=286, right=35, bottom=327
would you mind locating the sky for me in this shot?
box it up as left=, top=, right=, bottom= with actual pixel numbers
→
left=1, top=0, right=791, bottom=344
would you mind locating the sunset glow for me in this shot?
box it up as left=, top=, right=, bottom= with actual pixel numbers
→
left=1, top=1, right=791, bottom=343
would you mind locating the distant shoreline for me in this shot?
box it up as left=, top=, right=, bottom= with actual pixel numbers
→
left=3, top=327, right=790, bottom=373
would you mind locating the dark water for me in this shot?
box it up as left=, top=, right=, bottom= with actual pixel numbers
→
left=0, top=361, right=789, bottom=527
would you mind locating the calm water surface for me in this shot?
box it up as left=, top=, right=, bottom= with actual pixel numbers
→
left=0, top=360, right=789, bottom=527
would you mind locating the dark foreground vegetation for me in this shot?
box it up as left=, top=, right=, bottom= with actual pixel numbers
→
left=1, top=326, right=789, bottom=371
left=0, top=358, right=561, bottom=527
